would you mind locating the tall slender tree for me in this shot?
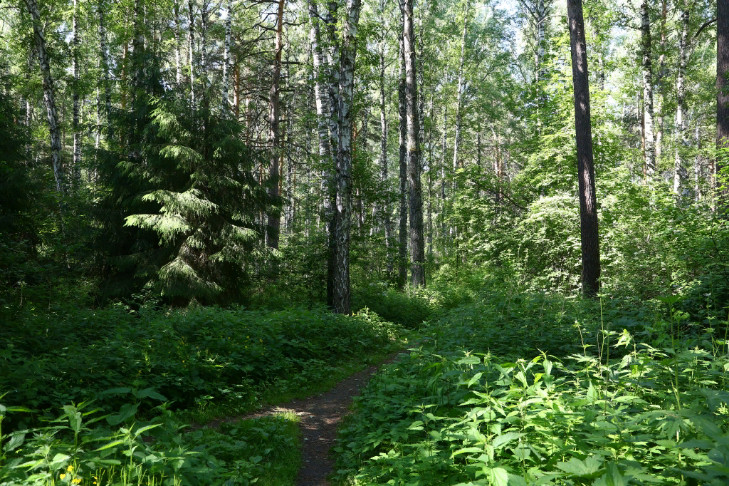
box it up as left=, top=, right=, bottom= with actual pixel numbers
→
left=331, top=0, right=362, bottom=313
left=718, top=0, right=729, bottom=210
left=567, top=0, right=600, bottom=296
left=266, top=0, right=285, bottom=250
left=23, top=0, right=64, bottom=195
left=641, top=1, right=656, bottom=179
left=401, top=0, right=425, bottom=287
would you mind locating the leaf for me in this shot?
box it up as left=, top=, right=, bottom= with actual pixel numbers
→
left=556, top=456, right=603, bottom=478
left=468, top=372, right=484, bottom=387
left=592, top=463, right=627, bottom=486
left=3, top=432, right=25, bottom=453
left=63, top=405, right=82, bottom=434
left=135, top=388, right=168, bottom=402
left=106, top=403, right=138, bottom=426
left=487, top=467, right=509, bottom=486
left=133, top=423, right=163, bottom=437
left=95, top=439, right=126, bottom=452
left=493, top=432, right=523, bottom=449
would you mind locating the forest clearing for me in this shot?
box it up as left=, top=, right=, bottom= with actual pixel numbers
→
left=2, top=0, right=729, bottom=484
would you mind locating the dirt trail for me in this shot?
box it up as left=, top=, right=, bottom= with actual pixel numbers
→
left=230, top=353, right=404, bottom=485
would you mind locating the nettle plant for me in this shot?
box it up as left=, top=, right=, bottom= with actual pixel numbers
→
left=334, top=295, right=729, bottom=485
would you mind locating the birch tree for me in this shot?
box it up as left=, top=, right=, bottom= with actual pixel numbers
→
left=641, top=1, right=656, bottom=179
left=23, top=0, right=64, bottom=194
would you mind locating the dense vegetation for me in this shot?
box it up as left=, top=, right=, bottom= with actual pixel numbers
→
left=335, top=280, right=729, bottom=485
left=2, top=0, right=729, bottom=484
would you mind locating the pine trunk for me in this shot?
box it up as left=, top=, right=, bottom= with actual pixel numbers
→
left=452, top=0, right=468, bottom=180
left=717, top=0, right=729, bottom=211
left=402, top=0, right=425, bottom=287
left=266, top=0, right=285, bottom=251
left=379, top=37, right=393, bottom=274
left=567, top=0, right=600, bottom=297
left=398, top=35, right=408, bottom=289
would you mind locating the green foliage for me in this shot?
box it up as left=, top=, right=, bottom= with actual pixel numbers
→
left=0, top=306, right=401, bottom=425
left=0, top=399, right=300, bottom=485
left=334, top=289, right=729, bottom=485
left=353, top=284, right=434, bottom=329
left=1, top=305, right=403, bottom=484
left=98, top=96, right=268, bottom=305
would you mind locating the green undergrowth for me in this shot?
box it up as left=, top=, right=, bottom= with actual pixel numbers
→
left=334, top=290, right=729, bottom=485
left=0, top=402, right=300, bottom=486
left=1, top=305, right=403, bottom=484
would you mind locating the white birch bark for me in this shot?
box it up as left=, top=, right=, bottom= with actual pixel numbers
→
left=173, top=0, right=183, bottom=84
left=24, top=0, right=64, bottom=194
left=674, top=7, right=689, bottom=195
left=187, top=0, right=196, bottom=107
left=221, top=0, right=233, bottom=112
left=72, top=0, right=81, bottom=187
left=641, top=1, right=656, bottom=178
left=332, top=0, right=362, bottom=313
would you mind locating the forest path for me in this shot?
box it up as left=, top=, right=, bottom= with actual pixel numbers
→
left=232, top=350, right=407, bottom=485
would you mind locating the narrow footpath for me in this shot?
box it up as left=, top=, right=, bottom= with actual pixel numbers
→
left=236, top=356, right=402, bottom=485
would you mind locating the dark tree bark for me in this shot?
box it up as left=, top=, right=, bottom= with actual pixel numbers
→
left=402, top=0, right=425, bottom=287
left=379, top=33, right=393, bottom=275
left=718, top=0, right=729, bottom=210
left=266, top=0, right=285, bottom=250
left=567, top=0, right=600, bottom=297
left=397, top=35, right=408, bottom=289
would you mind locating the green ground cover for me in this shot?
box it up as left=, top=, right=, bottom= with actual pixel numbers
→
left=0, top=305, right=403, bottom=485
left=334, top=288, right=729, bottom=485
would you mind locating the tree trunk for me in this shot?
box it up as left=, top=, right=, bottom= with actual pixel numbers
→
left=24, top=0, right=64, bottom=194
left=674, top=7, right=689, bottom=196
left=452, top=0, right=469, bottom=178
left=655, top=0, right=668, bottom=163
left=402, top=0, right=425, bottom=287
left=200, top=0, right=209, bottom=81
left=266, top=0, right=285, bottom=251
left=331, top=0, right=362, bottom=314
left=72, top=0, right=81, bottom=189
left=222, top=0, right=232, bottom=112
left=96, top=0, right=112, bottom=146
left=695, top=122, right=703, bottom=201
left=641, top=1, right=656, bottom=179
left=174, top=0, right=183, bottom=85
left=397, top=35, right=408, bottom=289
left=379, top=34, right=393, bottom=274
left=440, top=109, right=447, bottom=247
left=717, top=0, right=729, bottom=211
left=567, top=0, right=600, bottom=297
left=187, top=0, right=196, bottom=107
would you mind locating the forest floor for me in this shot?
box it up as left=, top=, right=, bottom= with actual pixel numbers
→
left=203, top=350, right=407, bottom=485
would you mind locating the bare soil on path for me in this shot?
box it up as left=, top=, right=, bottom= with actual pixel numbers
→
left=209, top=352, right=405, bottom=485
